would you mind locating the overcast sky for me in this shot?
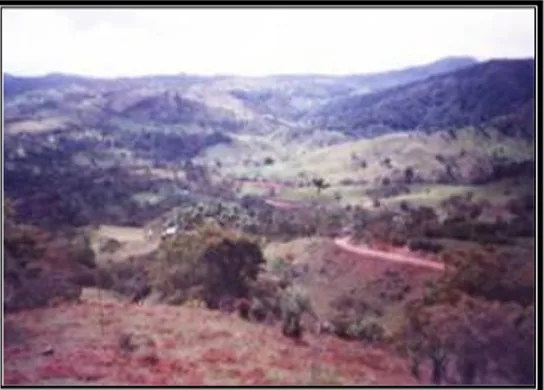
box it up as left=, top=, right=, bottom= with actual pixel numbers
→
left=2, top=7, right=536, bottom=77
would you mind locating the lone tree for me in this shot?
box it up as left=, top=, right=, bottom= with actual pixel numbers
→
left=311, top=177, right=330, bottom=195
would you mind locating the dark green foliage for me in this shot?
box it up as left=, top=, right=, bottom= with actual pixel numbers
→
left=366, top=183, right=410, bottom=199
left=408, top=239, right=443, bottom=254
left=444, top=250, right=534, bottom=307
left=311, top=177, right=330, bottom=194
left=146, top=224, right=266, bottom=308
left=404, top=167, right=415, bottom=183
left=3, top=213, right=96, bottom=312
left=122, top=130, right=231, bottom=163
left=309, top=59, right=535, bottom=138
left=348, top=319, right=385, bottom=343
left=100, top=238, right=123, bottom=253
left=263, top=157, right=275, bottom=165
left=235, top=298, right=251, bottom=320
left=95, top=257, right=150, bottom=300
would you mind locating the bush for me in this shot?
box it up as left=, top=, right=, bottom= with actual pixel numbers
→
left=347, top=318, right=386, bottom=343
left=147, top=223, right=266, bottom=308
left=5, top=271, right=82, bottom=312
left=4, top=220, right=93, bottom=312
left=404, top=297, right=534, bottom=385
left=408, top=239, right=444, bottom=254
left=100, top=238, right=123, bottom=253
left=444, top=250, right=534, bottom=307
left=268, top=257, right=288, bottom=275
left=95, top=258, right=150, bottom=300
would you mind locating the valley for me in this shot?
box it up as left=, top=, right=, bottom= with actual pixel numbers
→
left=3, top=55, right=536, bottom=386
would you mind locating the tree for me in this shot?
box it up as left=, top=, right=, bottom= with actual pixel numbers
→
left=263, top=157, right=275, bottom=166
left=311, top=177, right=330, bottom=195
left=404, top=167, right=415, bottom=184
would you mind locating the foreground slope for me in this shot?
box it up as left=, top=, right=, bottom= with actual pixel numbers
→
left=4, top=295, right=419, bottom=386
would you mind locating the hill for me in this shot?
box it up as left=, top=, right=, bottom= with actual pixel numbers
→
left=2, top=57, right=535, bottom=230
left=3, top=56, right=477, bottom=137
left=306, top=59, right=535, bottom=139
left=246, top=127, right=534, bottom=188
left=4, top=294, right=421, bottom=386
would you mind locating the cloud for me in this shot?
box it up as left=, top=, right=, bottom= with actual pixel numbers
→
left=2, top=7, right=535, bottom=77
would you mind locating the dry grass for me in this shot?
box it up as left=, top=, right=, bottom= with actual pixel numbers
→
left=3, top=290, right=420, bottom=386
left=261, top=238, right=439, bottom=333
left=94, top=225, right=146, bottom=242
left=5, top=117, right=74, bottom=134
left=90, top=225, right=159, bottom=265
left=219, top=127, right=532, bottom=186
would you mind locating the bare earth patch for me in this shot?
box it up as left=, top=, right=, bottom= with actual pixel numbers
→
left=90, top=225, right=160, bottom=265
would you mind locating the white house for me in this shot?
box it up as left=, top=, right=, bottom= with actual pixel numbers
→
left=161, top=225, right=178, bottom=238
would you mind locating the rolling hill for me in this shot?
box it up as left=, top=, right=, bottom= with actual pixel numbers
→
left=3, top=56, right=535, bottom=227
left=305, top=59, right=535, bottom=139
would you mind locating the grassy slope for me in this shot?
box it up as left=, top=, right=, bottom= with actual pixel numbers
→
left=226, top=127, right=532, bottom=207
left=256, top=128, right=532, bottom=182
left=4, top=294, right=419, bottom=386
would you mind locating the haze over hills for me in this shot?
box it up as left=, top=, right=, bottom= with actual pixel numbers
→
left=4, top=57, right=536, bottom=387
left=4, top=56, right=478, bottom=133
left=3, top=5, right=537, bottom=387
left=306, top=58, right=535, bottom=139
left=3, top=56, right=535, bottom=227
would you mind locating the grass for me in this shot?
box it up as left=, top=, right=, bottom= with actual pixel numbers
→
left=267, top=176, right=532, bottom=210
left=90, top=225, right=160, bottom=265
left=93, top=225, right=147, bottom=243
left=5, top=116, right=74, bottom=134
left=211, top=127, right=533, bottom=187
left=3, top=292, right=420, bottom=386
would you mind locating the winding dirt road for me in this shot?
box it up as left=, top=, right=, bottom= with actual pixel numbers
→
left=334, top=237, right=445, bottom=272
left=263, top=195, right=445, bottom=272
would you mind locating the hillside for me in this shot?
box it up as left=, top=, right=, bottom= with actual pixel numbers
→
left=4, top=56, right=475, bottom=130
left=306, top=59, right=535, bottom=139
left=4, top=294, right=420, bottom=386
left=4, top=56, right=496, bottom=228
left=247, top=127, right=534, bottom=185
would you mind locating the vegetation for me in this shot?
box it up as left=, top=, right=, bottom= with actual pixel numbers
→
left=3, top=55, right=535, bottom=386
left=4, top=200, right=96, bottom=312
left=144, top=223, right=265, bottom=308
left=308, top=59, right=534, bottom=139
left=400, top=245, right=534, bottom=385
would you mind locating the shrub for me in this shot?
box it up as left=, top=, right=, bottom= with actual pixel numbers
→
left=347, top=318, right=386, bottom=343
left=444, top=250, right=534, bottom=307
left=4, top=220, right=93, bottom=312
left=339, top=178, right=356, bottom=186
left=408, top=239, right=443, bottom=254
left=95, top=258, right=150, bottom=300
left=268, top=257, right=288, bottom=274
left=100, top=238, right=123, bottom=253
left=147, top=223, right=265, bottom=308
left=404, top=297, right=534, bottom=385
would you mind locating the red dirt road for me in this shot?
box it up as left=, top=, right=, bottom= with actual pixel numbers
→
left=334, top=237, right=445, bottom=272
left=264, top=197, right=445, bottom=272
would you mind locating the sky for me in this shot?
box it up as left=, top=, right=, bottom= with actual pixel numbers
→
left=2, top=7, right=536, bottom=77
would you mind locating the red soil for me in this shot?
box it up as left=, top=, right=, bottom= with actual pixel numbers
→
left=3, top=297, right=420, bottom=386
left=264, top=197, right=445, bottom=272
left=334, top=237, right=445, bottom=272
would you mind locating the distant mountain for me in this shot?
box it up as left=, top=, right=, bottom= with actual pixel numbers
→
left=306, top=59, right=534, bottom=139
left=3, top=57, right=535, bottom=229
left=4, top=56, right=478, bottom=128
left=341, top=56, right=478, bottom=92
